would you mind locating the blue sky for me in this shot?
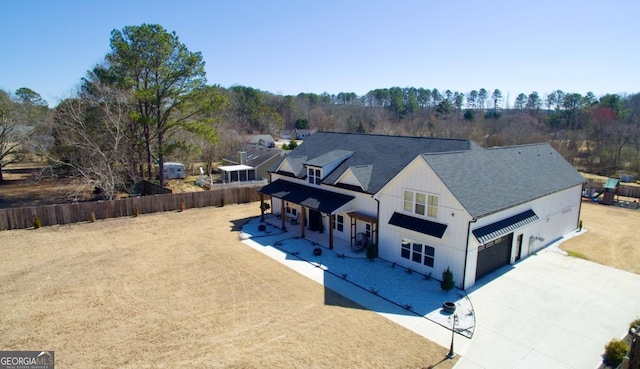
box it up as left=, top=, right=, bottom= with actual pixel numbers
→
left=1, top=0, right=639, bottom=107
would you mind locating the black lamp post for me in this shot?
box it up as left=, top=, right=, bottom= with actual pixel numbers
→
left=447, top=313, right=459, bottom=359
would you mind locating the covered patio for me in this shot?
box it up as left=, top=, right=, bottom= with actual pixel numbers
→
left=260, top=213, right=363, bottom=257
left=259, top=180, right=370, bottom=253
left=219, top=164, right=255, bottom=183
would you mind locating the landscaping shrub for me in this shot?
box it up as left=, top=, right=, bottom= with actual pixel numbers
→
left=33, top=216, right=41, bottom=229
left=630, top=318, right=640, bottom=333
left=604, top=339, right=629, bottom=367
left=441, top=267, right=455, bottom=291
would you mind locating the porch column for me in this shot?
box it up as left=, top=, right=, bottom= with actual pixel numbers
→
left=260, top=194, right=265, bottom=221
left=300, top=208, right=306, bottom=238
left=329, top=214, right=334, bottom=250
left=281, top=199, right=286, bottom=231
left=350, top=217, right=356, bottom=248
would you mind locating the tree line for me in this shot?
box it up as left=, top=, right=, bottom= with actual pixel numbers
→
left=1, top=23, right=639, bottom=201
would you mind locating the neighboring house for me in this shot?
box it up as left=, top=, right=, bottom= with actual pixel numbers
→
left=246, top=134, right=276, bottom=148
left=258, top=132, right=585, bottom=289
left=280, top=129, right=313, bottom=141
left=220, top=144, right=285, bottom=183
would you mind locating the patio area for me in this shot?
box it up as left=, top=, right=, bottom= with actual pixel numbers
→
left=261, top=213, right=367, bottom=258
left=240, top=215, right=476, bottom=340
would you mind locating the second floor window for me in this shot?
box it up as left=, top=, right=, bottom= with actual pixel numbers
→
left=404, top=190, right=438, bottom=218
left=308, top=167, right=321, bottom=184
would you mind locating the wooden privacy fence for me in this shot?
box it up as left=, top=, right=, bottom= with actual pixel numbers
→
left=0, top=185, right=263, bottom=231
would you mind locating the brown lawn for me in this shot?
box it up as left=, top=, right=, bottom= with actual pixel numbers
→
left=561, top=201, right=640, bottom=274
left=0, top=203, right=455, bottom=369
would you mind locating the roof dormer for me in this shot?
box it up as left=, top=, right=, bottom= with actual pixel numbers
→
left=302, top=150, right=354, bottom=185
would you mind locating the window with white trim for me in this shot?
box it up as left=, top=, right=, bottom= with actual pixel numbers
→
left=285, top=202, right=297, bottom=217
left=403, top=190, right=438, bottom=218
left=332, top=214, right=344, bottom=232
left=308, top=167, right=322, bottom=185
left=427, top=195, right=438, bottom=217
left=401, top=238, right=435, bottom=267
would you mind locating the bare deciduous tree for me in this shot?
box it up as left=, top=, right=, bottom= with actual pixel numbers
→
left=51, top=79, right=133, bottom=200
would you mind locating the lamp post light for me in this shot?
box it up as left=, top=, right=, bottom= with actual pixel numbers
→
left=447, top=313, right=459, bottom=359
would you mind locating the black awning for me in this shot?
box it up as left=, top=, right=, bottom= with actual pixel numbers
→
left=259, top=180, right=354, bottom=214
left=472, top=209, right=539, bottom=244
left=388, top=212, right=447, bottom=238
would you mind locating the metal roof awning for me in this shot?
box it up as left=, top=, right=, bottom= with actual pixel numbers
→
left=388, top=212, right=447, bottom=238
left=473, top=209, right=539, bottom=244
left=259, top=180, right=355, bottom=214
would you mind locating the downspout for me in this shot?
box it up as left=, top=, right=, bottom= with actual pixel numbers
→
left=577, top=186, right=584, bottom=230
left=462, top=217, right=478, bottom=290
left=374, top=197, right=380, bottom=250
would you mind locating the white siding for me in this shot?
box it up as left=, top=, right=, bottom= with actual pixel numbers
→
left=376, top=156, right=472, bottom=288
left=464, top=184, right=583, bottom=288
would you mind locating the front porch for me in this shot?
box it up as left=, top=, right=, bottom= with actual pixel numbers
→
left=261, top=213, right=366, bottom=258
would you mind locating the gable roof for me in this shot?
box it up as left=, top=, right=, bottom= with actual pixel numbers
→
left=347, top=165, right=373, bottom=190
left=421, top=143, right=586, bottom=218
left=224, top=144, right=283, bottom=168
left=272, top=132, right=473, bottom=194
left=245, top=134, right=275, bottom=146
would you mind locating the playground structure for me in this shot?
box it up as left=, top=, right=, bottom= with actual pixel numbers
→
left=583, top=178, right=620, bottom=205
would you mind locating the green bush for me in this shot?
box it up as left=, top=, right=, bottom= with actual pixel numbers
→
left=441, top=267, right=455, bottom=291
left=33, top=216, right=41, bottom=229
left=630, top=318, right=640, bottom=332
left=604, top=339, right=628, bottom=367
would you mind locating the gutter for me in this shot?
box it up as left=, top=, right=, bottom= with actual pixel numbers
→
left=462, top=217, right=478, bottom=290
left=374, top=196, right=380, bottom=247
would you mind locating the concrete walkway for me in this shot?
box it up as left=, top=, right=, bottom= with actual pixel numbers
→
left=241, top=221, right=640, bottom=368
left=454, top=243, right=640, bottom=369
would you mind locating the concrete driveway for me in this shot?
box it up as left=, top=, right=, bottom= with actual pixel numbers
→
left=454, top=244, right=640, bottom=369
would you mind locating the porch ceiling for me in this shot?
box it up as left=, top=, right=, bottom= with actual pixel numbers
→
left=259, top=180, right=355, bottom=214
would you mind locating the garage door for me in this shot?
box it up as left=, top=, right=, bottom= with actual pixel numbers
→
left=476, top=233, right=513, bottom=280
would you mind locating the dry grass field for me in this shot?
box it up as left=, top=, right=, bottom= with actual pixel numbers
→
left=561, top=201, right=640, bottom=274
left=0, top=203, right=455, bottom=369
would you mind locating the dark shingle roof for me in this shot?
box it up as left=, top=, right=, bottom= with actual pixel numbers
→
left=274, top=132, right=472, bottom=194
left=304, top=150, right=354, bottom=167
left=272, top=132, right=584, bottom=219
left=422, top=143, right=586, bottom=218
left=224, top=144, right=283, bottom=168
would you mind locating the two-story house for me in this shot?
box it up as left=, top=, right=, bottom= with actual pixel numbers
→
left=258, top=132, right=585, bottom=289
